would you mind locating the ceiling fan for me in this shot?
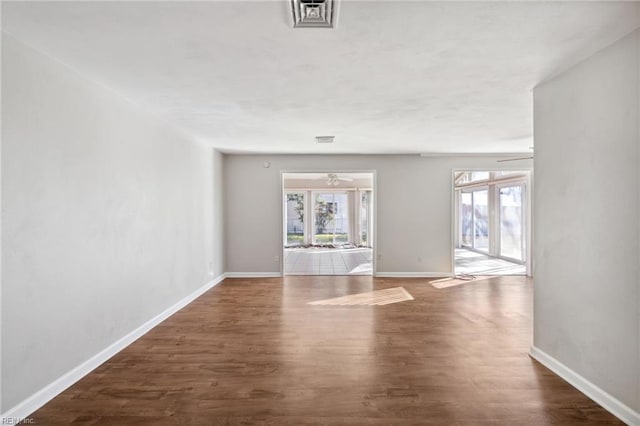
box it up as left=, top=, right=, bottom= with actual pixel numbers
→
left=327, top=173, right=353, bottom=186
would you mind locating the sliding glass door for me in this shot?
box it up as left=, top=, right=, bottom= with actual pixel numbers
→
left=472, top=190, right=489, bottom=251
left=458, top=179, right=527, bottom=263
left=460, top=192, right=473, bottom=246
left=460, top=189, right=489, bottom=252
left=499, top=184, right=525, bottom=262
left=455, top=171, right=529, bottom=275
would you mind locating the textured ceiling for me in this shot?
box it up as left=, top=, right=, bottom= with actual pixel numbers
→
left=3, top=1, right=639, bottom=154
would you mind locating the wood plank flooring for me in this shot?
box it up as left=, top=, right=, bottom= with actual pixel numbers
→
left=30, top=276, right=621, bottom=425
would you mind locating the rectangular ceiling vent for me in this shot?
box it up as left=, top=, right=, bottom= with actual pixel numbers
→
left=316, top=136, right=335, bottom=144
left=291, top=0, right=336, bottom=28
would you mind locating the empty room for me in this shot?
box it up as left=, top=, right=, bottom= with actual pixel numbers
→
left=1, top=1, right=639, bottom=425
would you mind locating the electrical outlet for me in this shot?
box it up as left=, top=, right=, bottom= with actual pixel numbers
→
left=417, top=256, right=422, bottom=263
left=274, top=255, right=280, bottom=262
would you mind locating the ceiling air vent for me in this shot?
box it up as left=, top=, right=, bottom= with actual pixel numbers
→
left=316, top=136, right=335, bottom=144
left=291, top=0, right=336, bottom=28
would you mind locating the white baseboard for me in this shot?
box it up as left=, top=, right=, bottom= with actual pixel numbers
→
left=225, top=272, right=282, bottom=278
left=226, top=272, right=453, bottom=279
left=0, top=274, right=227, bottom=423
left=529, top=346, right=640, bottom=425
left=375, top=272, right=453, bottom=278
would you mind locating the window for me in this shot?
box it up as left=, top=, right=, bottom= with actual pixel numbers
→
left=472, top=190, right=489, bottom=251
left=313, top=192, right=350, bottom=244
left=460, top=192, right=473, bottom=246
left=360, top=190, right=372, bottom=246
left=285, top=192, right=306, bottom=246
left=460, top=189, right=489, bottom=252
left=458, top=171, right=490, bottom=184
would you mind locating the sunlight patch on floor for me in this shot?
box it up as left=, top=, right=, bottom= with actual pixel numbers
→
left=430, top=275, right=493, bottom=289
left=308, top=287, right=413, bottom=306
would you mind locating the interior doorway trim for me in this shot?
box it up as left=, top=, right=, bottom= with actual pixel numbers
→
left=280, top=170, right=377, bottom=276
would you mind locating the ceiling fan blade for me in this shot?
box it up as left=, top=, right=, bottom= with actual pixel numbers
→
left=497, top=156, right=533, bottom=163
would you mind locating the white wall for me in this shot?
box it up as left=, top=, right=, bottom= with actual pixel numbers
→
left=213, top=150, right=225, bottom=275
left=224, top=154, right=532, bottom=275
left=0, top=35, right=223, bottom=412
left=533, top=30, right=640, bottom=418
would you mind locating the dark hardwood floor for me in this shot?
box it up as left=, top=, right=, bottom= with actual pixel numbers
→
left=30, top=276, right=621, bottom=425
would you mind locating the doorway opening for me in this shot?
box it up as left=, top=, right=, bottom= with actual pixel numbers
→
left=453, top=170, right=531, bottom=276
left=282, top=172, right=374, bottom=275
